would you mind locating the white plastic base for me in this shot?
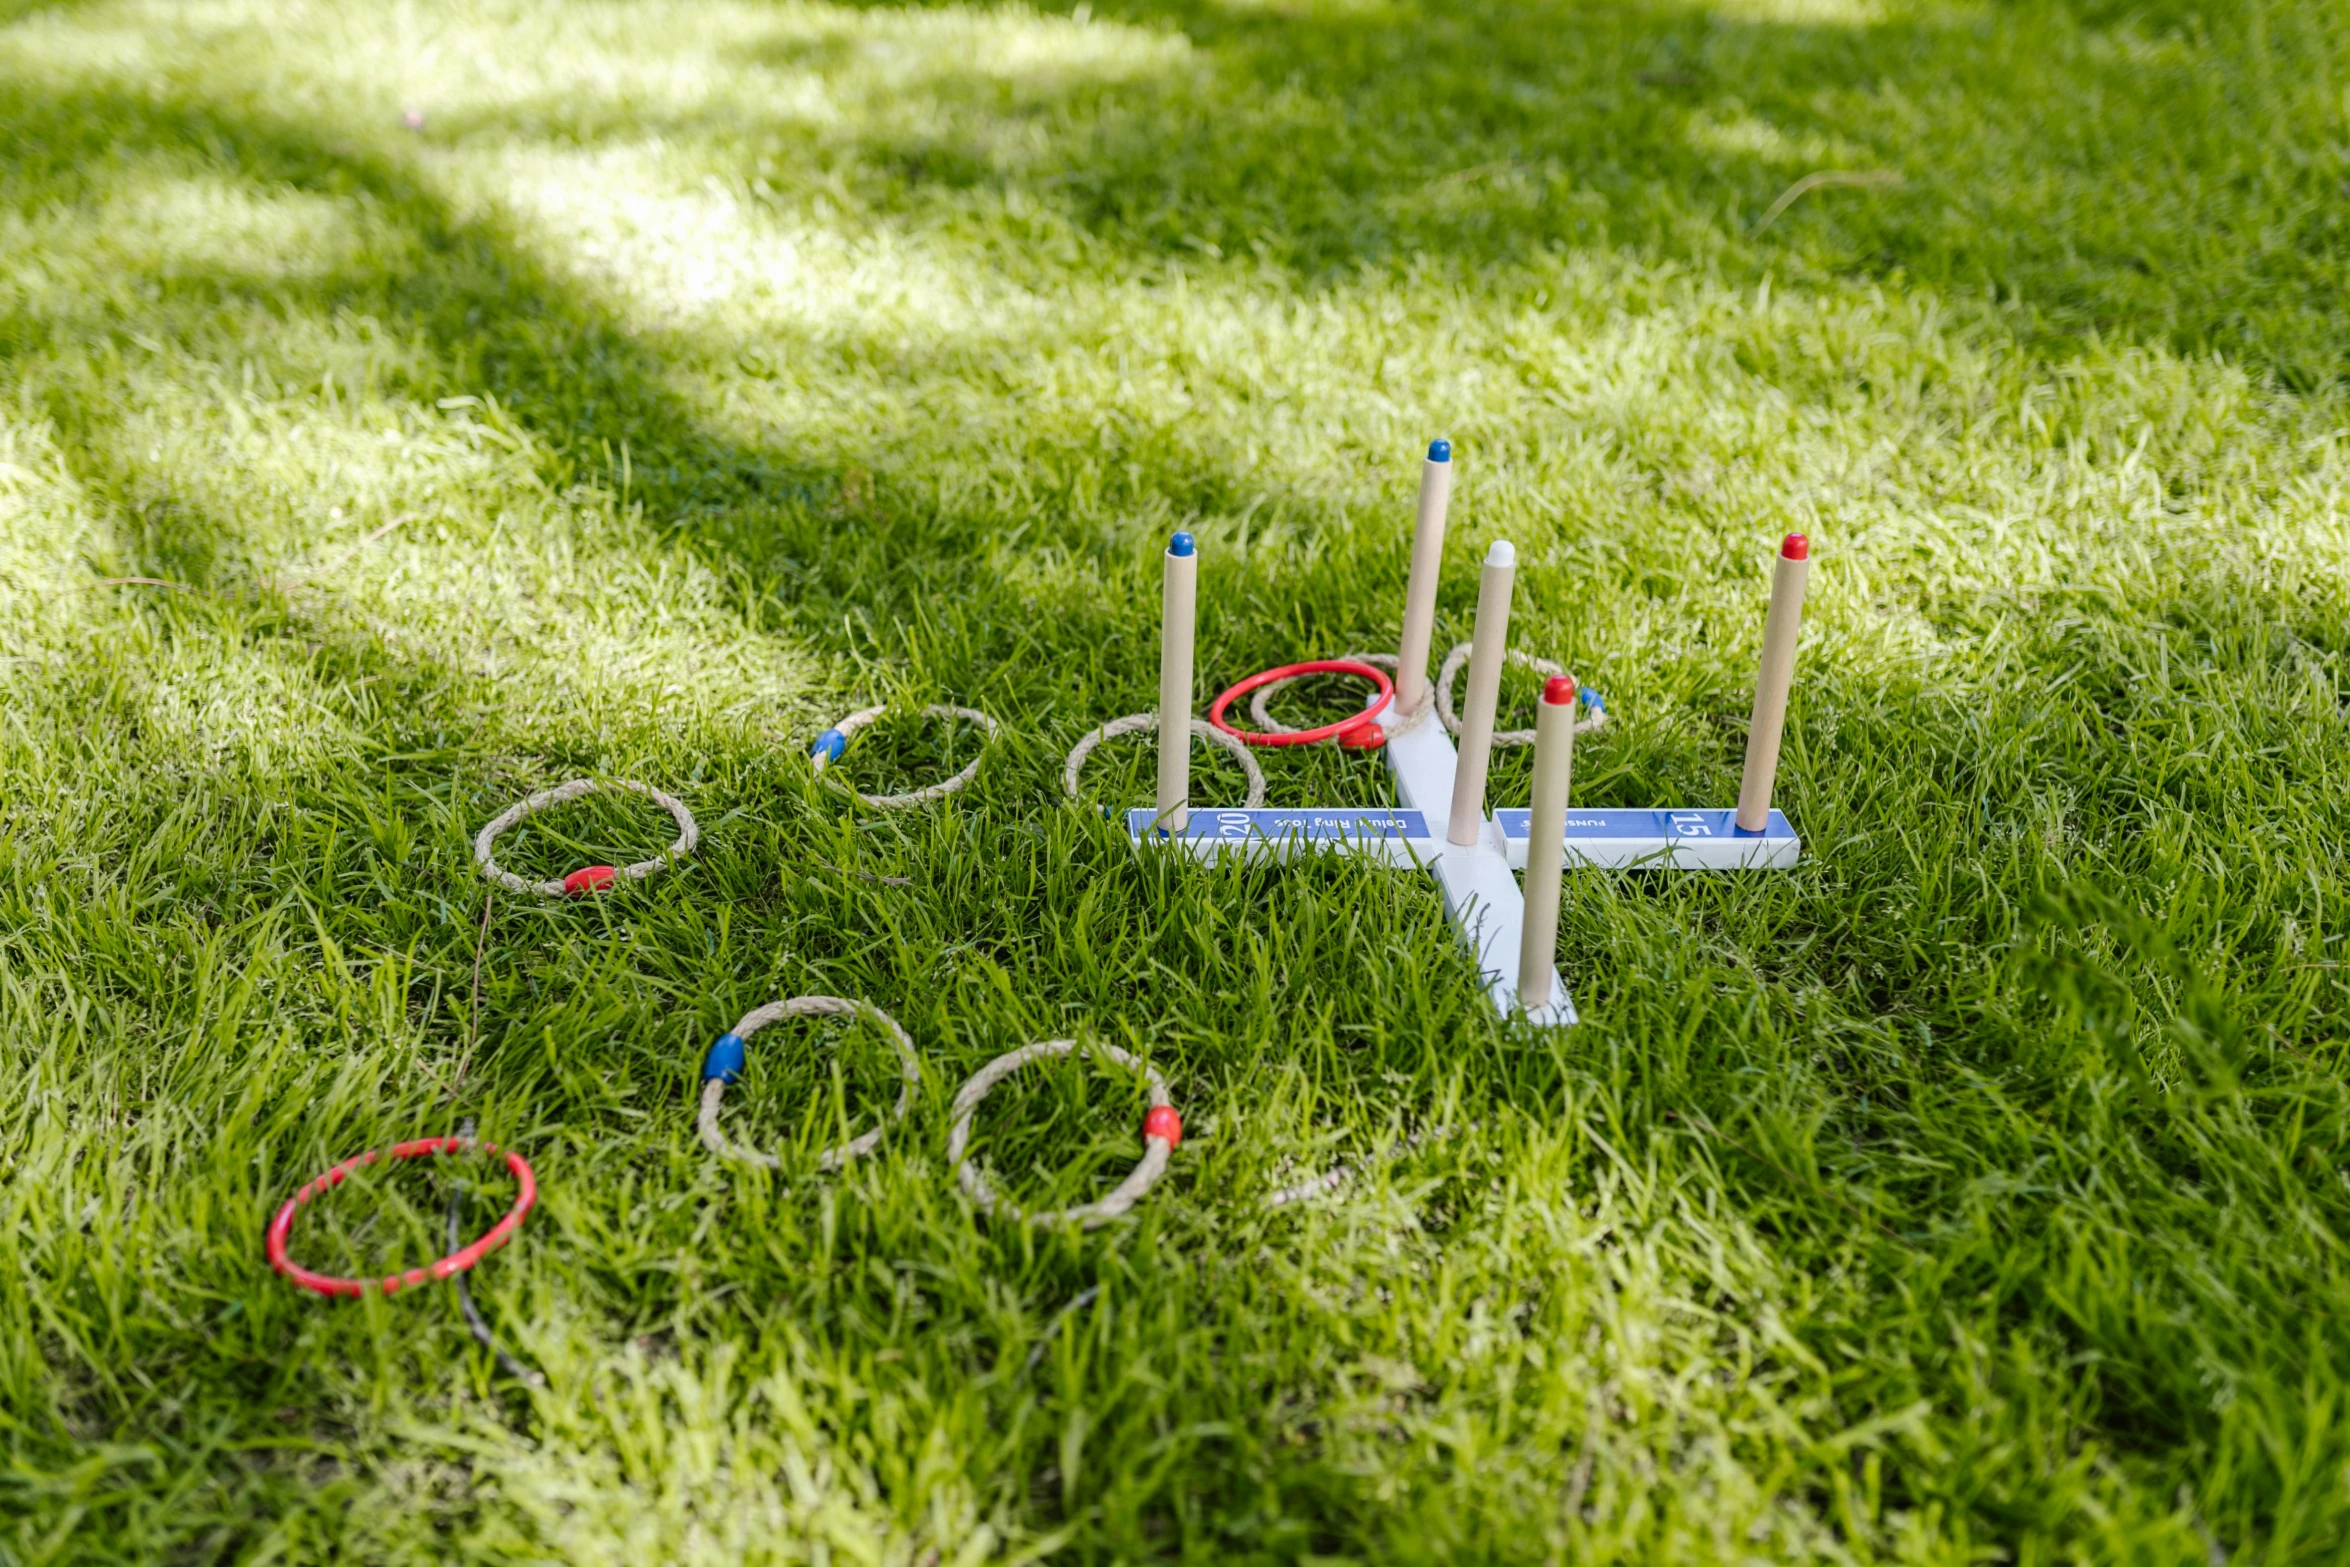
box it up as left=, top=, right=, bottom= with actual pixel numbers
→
left=1380, top=711, right=1576, bottom=1026
left=1120, top=707, right=1576, bottom=1023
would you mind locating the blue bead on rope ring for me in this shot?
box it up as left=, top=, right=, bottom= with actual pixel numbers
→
left=701, top=1032, right=747, bottom=1086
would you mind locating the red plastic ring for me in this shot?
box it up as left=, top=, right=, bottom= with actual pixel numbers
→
left=1208, top=660, right=1393, bottom=748
left=266, top=1137, right=537, bottom=1299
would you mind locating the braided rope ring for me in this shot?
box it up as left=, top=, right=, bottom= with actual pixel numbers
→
left=1261, top=1122, right=1474, bottom=1210
left=1248, top=651, right=1436, bottom=738
left=1435, top=642, right=1609, bottom=747
left=474, top=778, right=698, bottom=898
left=1061, top=714, right=1266, bottom=810
left=267, top=1136, right=536, bottom=1298
left=1208, top=660, right=1392, bottom=749
left=810, top=704, right=999, bottom=808
left=697, top=996, right=922, bottom=1172
left=949, top=1039, right=1178, bottom=1229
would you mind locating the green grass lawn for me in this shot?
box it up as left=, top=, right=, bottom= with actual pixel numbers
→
left=5, top=0, right=2350, bottom=1559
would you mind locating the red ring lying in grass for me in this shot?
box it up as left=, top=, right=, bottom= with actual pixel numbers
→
left=1208, top=659, right=1393, bottom=750
left=267, top=1137, right=537, bottom=1299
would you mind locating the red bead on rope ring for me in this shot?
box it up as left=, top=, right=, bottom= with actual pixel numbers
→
left=1208, top=659, right=1393, bottom=750
left=266, top=1136, right=538, bottom=1299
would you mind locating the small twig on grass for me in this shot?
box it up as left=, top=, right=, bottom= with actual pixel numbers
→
left=63, top=513, right=410, bottom=601
left=813, top=859, right=914, bottom=887
left=2260, top=1023, right=2349, bottom=1080
left=1561, top=1443, right=1595, bottom=1524
left=1752, top=169, right=1903, bottom=234
left=1426, top=159, right=1522, bottom=189
left=70, top=576, right=202, bottom=594
left=1668, top=1110, right=1904, bottom=1244
left=447, top=1116, right=544, bottom=1387
left=447, top=890, right=495, bottom=1100
left=1023, top=1284, right=1103, bottom=1377
left=267, top=514, right=410, bottom=593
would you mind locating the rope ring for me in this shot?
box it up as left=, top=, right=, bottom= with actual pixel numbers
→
left=810, top=704, right=999, bottom=808
left=949, top=1039, right=1177, bottom=1229
left=1061, top=714, right=1267, bottom=810
left=697, top=996, right=922, bottom=1172
left=1248, top=651, right=1436, bottom=738
left=1208, top=660, right=1392, bottom=748
left=267, top=1136, right=537, bottom=1298
left=1261, top=1122, right=1473, bottom=1210
left=1435, top=643, right=1609, bottom=747
left=473, top=778, right=698, bottom=898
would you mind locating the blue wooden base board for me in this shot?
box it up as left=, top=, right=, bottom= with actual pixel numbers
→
left=1121, top=807, right=1430, bottom=865
left=1491, top=807, right=1799, bottom=870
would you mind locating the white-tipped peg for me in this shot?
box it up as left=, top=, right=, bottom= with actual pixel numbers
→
left=1446, top=540, right=1516, bottom=847
left=1155, top=531, right=1198, bottom=831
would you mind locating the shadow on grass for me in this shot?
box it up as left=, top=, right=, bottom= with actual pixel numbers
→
left=443, top=0, right=2350, bottom=383
left=9, top=0, right=2345, bottom=623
